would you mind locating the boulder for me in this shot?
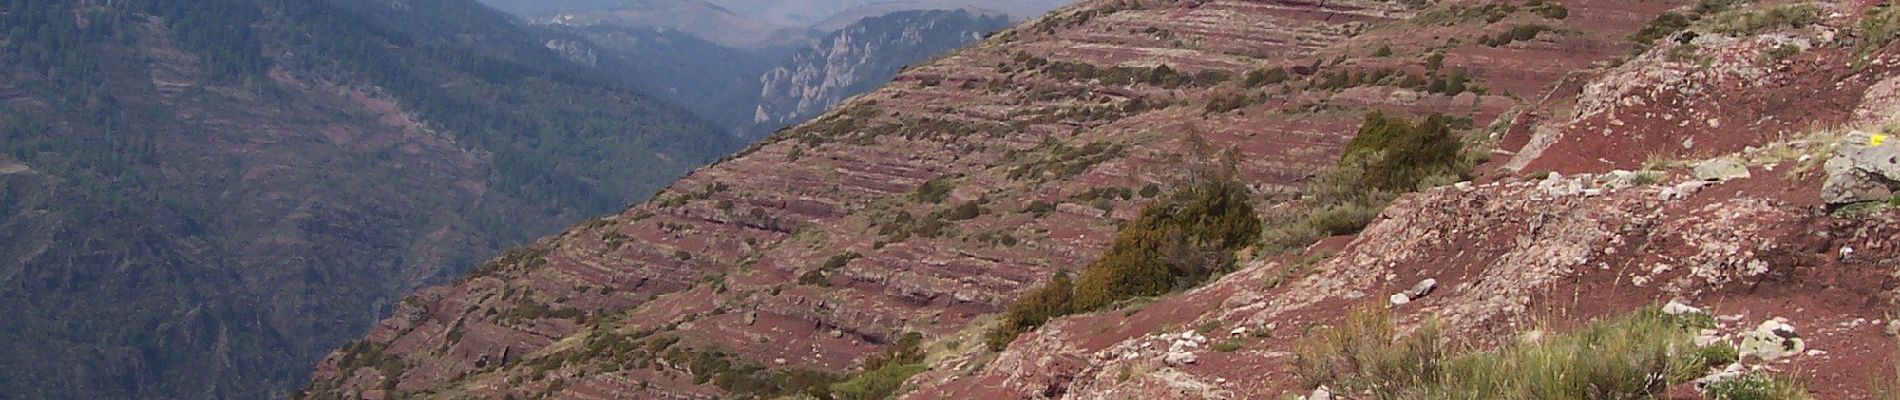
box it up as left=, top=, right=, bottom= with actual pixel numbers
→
left=1693, top=158, right=1751, bottom=181
left=1308, top=385, right=1333, bottom=400
left=1599, top=170, right=1645, bottom=190
left=1692, top=363, right=1747, bottom=391
left=1537, top=173, right=1588, bottom=197
left=1391, top=278, right=1437, bottom=306
left=1738, top=318, right=1804, bottom=361
left=1661, top=300, right=1703, bottom=316
left=1821, top=130, right=1900, bottom=205
left=1408, top=278, right=1438, bottom=299
left=1163, top=350, right=1197, bottom=366
left=1659, top=180, right=1708, bottom=201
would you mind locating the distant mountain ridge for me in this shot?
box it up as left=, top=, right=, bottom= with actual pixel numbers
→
left=536, top=0, right=812, bottom=49
left=519, top=0, right=1059, bottom=137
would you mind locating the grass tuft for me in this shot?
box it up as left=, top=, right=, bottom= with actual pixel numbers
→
left=1706, top=373, right=1808, bottom=400
left=1294, top=305, right=1806, bottom=399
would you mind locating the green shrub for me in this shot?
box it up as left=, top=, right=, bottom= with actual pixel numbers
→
left=1631, top=12, right=1695, bottom=48
left=1070, top=178, right=1262, bottom=310
left=831, top=363, right=927, bottom=400
left=1662, top=309, right=1718, bottom=330
left=985, top=176, right=1261, bottom=350
left=1006, top=140, right=1127, bottom=182
left=1694, top=341, right=1740, bottom=368
left=1530, top=1, right=1569, bottom=20
left=1426, top=69, right=1468, bottom=95
left=941, top=200, right=983, bottom=221
left=1257, top=112, right=1469, bottom=256
left=1631, top=0, right=1741, bottom=51
left=913, top=176, right=956, bottom=203
left=1242, top=67, right=1290, bottom=87
left=1139, top=183, right=1162, bottom=198
left=1866, top=6, right=1900, bottom=64
left=1341, top=112, right=1467, bottom=192
left=799, top=253, right=860, bottom=287
left=1038, top=60, right=1228, bottom=88
left=1668, top=43, right=1703, bottom=63
left=985, top=271, right=1075, bottom=350
left=1204, top=91, right=1261, bottom=114
left=1705, top=373, right=1809, bottom=400
left=1023, top=200, right=1057, bottom=217
left=1709, top=4, right=1818, bottom=36
left=1481, top=25, right=1551, bottom=47
left=832, top=332, right=928, bottom=399
left=1213, top=338, right=1244, bottom=352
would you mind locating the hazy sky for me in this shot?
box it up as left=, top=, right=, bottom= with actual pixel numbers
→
left=477, top=0, right=1072, bottom=27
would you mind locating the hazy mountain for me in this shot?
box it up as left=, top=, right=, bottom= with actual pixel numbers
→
left=0, top=0, right=740, bottom=398
left=534, top=0, right=816, bottom=49
left=568, top=25, right=788, bottom=136
left=528, top=1, right=1054, bottom=136
left=471, top=0, right=627, bottom=17
left=810, top=0, right=1070, bottom=30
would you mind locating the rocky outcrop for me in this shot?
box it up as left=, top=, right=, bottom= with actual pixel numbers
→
left=752, top=9, right=1011, bottom=130
left=1822, top=130, right=1900, bottom=205
left=913, top=168, right=1900, bottom=398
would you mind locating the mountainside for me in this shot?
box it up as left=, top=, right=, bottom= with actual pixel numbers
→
left=751, top=9, right=1012, bottom=133
left=543, top=5, right=1022, bottom=136
left=0, top=0, right=739, bottom=398
left=307, top=0, right=1900, bottom=398
left=562, top=24, right=789, bottom=135
left=537, top=0, right=813, bottom=50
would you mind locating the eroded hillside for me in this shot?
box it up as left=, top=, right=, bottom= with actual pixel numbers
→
left=915, top=0, right=1900, bottom=398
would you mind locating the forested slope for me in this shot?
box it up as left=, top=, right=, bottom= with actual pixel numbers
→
left=0, top=0, right=738, bottom=398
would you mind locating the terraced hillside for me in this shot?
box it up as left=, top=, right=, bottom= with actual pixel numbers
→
left=298, top=0, right=1722, bottom=397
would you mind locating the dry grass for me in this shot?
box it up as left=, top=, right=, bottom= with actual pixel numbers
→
left=1877, top=338, right=1900, bottom=400
left=1294, top=305, right=1805, bottom=400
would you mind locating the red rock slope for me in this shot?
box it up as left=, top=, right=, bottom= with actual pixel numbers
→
left=910, top=1, right=1900, bottom=398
